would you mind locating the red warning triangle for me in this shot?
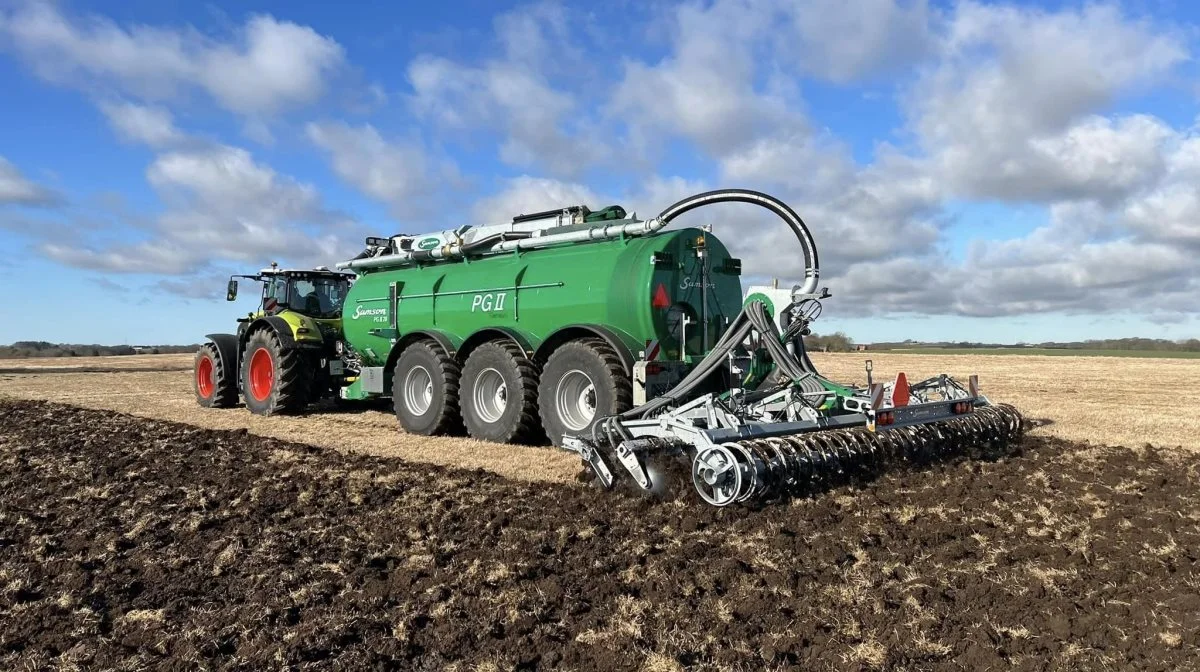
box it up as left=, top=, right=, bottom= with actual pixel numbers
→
left=892, top=372, right=910, bottom=407
left=651, top=283, right=671, bottom=309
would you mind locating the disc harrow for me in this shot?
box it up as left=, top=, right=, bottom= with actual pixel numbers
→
left=688, top=403, right=1025, bottom=505
left=575, top=403, right=1025, bottom=507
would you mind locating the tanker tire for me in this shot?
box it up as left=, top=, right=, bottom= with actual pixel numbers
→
left=194, top=342, right=237, bottom=408
left=461, top=341, right=541, bottom=444
left=539, top=337, right=632, bottom=447
left=240, top=329, right=313, bottom=416
left=393, top=340, right=462, bottom=436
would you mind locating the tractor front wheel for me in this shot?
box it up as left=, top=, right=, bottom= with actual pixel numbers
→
left=240, top=329, right=312, bottom=416
left=194, top=342, right=237, bottom=408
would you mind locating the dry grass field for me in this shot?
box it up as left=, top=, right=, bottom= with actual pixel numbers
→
left=1, top=351, right=1198, bottom=485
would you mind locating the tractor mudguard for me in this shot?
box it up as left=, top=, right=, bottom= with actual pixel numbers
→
left=243, top=316, right=304, bottom=351
left=205, top=333, right=241, bottom=381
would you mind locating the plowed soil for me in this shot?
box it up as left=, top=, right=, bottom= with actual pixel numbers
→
left=1, top=399, right=1198, bottom=670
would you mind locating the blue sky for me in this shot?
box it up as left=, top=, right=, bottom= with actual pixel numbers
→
left=1, top=0, right=1198, bottom=345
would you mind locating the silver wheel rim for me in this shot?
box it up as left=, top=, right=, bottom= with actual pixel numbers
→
left=473, top=367, right=508, bottom=424
left=403, top=365, right=433, bottom=416
left=556, top=369, right=596, bottom=432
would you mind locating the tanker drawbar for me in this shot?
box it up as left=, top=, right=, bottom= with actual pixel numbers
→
left=250, top=187, right=1027, bottom=507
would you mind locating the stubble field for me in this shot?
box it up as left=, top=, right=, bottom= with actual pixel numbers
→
left=1, top=353, right=1199, bottom=669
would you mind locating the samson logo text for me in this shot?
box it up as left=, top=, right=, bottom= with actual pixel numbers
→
left=679, top=277, right=714, bottom=291
left=352, top=305, right=388, bottom=320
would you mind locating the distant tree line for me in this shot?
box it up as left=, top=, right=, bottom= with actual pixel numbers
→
left=0, top=341, right=198, bottom=359
left=803, top=332, right=856, bottom=352
left=870, top=338, right=1200, bottom=352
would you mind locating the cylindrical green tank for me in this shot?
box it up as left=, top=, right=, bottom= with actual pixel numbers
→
left=340, top=227, right=743, bottom=445
left=342, top=227, right=742, bottom=367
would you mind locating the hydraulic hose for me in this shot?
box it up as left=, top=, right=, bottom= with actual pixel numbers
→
left=655, top=189, right=821, bottom=295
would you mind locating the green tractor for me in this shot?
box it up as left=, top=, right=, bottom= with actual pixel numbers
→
left=193, top=264, right=353, bottom=415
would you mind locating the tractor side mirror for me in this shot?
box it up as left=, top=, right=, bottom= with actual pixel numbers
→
left=226, top=279, right=238, bottom=301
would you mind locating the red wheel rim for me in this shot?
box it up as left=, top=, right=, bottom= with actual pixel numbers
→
left=196, top=356, right=215, bottom=398
left=249, top=348, right=274, bottom=402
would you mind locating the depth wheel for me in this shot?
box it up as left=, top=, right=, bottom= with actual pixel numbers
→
left=240, top=330, right=313, bottom=416
left=194, top=342, right=237, bottom=408
left=392, top=340, right=461, bottom=435
left=538, top=337, right=631, bottom=447
left=461, top=341, right=540, bottom=444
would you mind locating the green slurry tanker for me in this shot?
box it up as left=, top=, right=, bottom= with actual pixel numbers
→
left=194, top=189, right=1024, bottom=506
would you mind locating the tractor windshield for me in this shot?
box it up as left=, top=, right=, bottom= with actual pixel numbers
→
left=288, top=277, right=350, bottom=319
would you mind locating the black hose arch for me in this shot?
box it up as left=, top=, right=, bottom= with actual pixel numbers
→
left=656, top=188, right=820, bottom=294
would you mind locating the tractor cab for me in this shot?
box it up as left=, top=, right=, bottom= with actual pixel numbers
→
left=226, top=265, right=352, bottom=321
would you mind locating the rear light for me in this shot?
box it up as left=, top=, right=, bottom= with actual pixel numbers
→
left=645, top=363, right=663, bottom=375
left=876, top=411, right=895, bottom=426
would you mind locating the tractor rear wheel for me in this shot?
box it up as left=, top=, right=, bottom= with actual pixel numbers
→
left=539, top=338, right=632, bottom=446
left=461, top=341, right=541, bottom=444
left=392, top=340, right=461, bottom=435
left=194, top=342, right=237, bottom=408
left=240, top=329, right=312, bottom=416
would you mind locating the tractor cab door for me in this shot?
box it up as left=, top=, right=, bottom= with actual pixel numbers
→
left=262, top=275, right=288, bottom=315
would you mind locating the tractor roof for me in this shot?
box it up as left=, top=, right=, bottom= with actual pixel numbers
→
left=258, top=267, right=353, bottom=279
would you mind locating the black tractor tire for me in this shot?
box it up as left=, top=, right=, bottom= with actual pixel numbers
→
left=392, top=340, right=462, bottom=436
left=194, top=342, right=238, bottom=408
left=240, top=329, right=313, bottom=416
left=461, top=341, right=541, bottom=444
left=539, top=337, right=632, bottom=447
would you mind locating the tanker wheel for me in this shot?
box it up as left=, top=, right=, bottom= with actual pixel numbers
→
left=240, top=329, right=313, bottom=416
left=538, top=337, right=632, bottom=447
left=194, top=342, right=237, bottom=408
left=392, top=340, right=461, bottom=436
left=461, top=341, right=541, bottom=444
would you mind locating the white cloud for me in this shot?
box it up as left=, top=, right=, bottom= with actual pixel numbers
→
left=908, top=2, right=1187, bottom=203
left=99, top=100, right=184, bottom=147
left=306, top=121, right=452, bottom=214
left=42, top=145, right=352, bottom=274
left=779, top=0, right=933, bottom=82
left=0, top=156, right=58, bottom=206
left=611, top=0, right=798, bottom=158
left=407, top=5, right=604, bottom=177
left=0, top=3, right=345, bottom=116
